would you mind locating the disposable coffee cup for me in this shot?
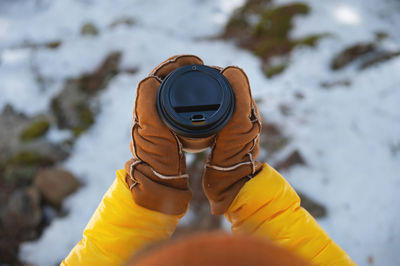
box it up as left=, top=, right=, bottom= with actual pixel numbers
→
left=156, top=64, right=235, bottom=153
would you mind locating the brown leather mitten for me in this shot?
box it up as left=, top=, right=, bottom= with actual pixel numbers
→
left=202, top=66, right=263, bottom=215
left=125, top=55, right=203, bottom=215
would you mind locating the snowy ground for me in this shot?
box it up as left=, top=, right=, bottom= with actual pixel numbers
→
left=1, top=0, right=399, bottom=265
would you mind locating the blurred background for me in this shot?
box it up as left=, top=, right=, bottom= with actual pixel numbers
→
left=0, top=0, right=399, bottom=265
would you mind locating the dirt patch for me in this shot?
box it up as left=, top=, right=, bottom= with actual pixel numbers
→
left=298, top=192, right=327, bottom=218
left=330, top=37, right=400, bottom=71
left=360, top=51, right=400, bottom=69
left=174, top=152, right=221, bottom=237
left=0, top=50, right=123, bottom=265
left=222, top=0, right=327, bottom=77
left=331, top=43, right=376, bottom=70
left=275, top=150, right=306, bottom=171
left=259, top=122, right=290, bottom=161
left=51, top=51, right=122, bottom=137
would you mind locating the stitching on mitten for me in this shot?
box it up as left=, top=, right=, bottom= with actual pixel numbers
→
left=247, top=100, right=262, bottom=174
left=208, top=66, right=262, bottom=175
left=247, top=134, right=260, bottom=174
left=131, top=116, right=140, bottom=159
left=207, top=133, right=260, bottom=173
left=130, top=158, right=188, bottom=184
left=151, top=168, right=189, bottom=180
left=171, top=131, right=185, bottom=175
left=129, top=181, right=138, bottom=190
left=150, top=56, right=180, bottom=76
left=129, top=159, right=142, bottom=189
left=128, top=172, right=138, bottom=190
left=149, top=55, right=203, bottom=78
left=248, top=152, right=255, bottom=174
left=220, top=65, right=241, bottom=73
left=205, top=161, right=253, bottom=172
left=147, top=74, right=163, bottom=83
left=171, top=132, right=184, bottom=159
left=250, top=102, right=262, bottom=128
left=207, top=135, right=218, bottom=165
left=211, top=65, right=223, bottom=71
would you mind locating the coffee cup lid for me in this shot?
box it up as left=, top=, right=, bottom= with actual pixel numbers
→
left=156, top=64, right=234, bottom=138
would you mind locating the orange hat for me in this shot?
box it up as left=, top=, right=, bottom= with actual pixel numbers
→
left=129, top=232, right=311, bottom=266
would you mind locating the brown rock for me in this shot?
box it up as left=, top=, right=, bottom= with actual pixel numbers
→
left=0, top=186, right=42, bottom=265
left=34, top=168, right=81, bottom=208
left=298, top=192, right=327, bottom=218
left=1, top=186, right=42, bottom=232
left=78, top=51, right=121, bottom=94
left=331, top=43, right=376, bottom=70
left=81, top=22, right=98, bottom=36
left=260, top=122, right=290, bottom=161
left=275, top=150, right=306, bottom=171
left=50, top=51, right=122, bottom=136
left=359, top=51, right=400, bottom=70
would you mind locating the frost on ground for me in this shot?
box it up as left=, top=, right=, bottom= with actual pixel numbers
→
left=0, top=0, right=399, bottom=265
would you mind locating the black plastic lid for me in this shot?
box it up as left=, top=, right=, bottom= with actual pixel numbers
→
left=156, top=64, right=234, bottom=138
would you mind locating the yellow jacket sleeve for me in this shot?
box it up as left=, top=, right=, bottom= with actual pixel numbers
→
left=225, top=164, right=356, bottom=266
left=61, top=169, right=182, bottom=266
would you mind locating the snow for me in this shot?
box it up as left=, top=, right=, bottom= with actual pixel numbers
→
left=0, top=0, right=399, bottom=265
left=333, top=5, right=362, bottom=25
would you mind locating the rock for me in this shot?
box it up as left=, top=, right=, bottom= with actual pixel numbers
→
left=20, top=119, right=50, bottom=141
left=359, top=51, right=400, bottom=69
left=260, top=122, right=290, bottom=160
left=120, top=66, right=139, bottom=75
left=331, top=40, right=400, bottom=71
left=34, top=168, right=81, bottom=208
left=0, top=105, right=28, bottom=163
left=109, top=17, right=136, bottom=28
left=6, top=150, right=60, bottom=167
left=175, top=152, right=221, bottom=237
left=320, top=79, right=352, bottom=89
left=294, top=91, right=305, bottom=99
left=79, top=51, right=121, bottom=94
left=279, top=104, right=292, bottom=116
left=0, top=36, right=122, bottom=266
left=0, top=106, right=68, bottom=166
left=275, top=150, right=306, bottom=171
left=50, top=82, right=94, bottom=136
left=51, top=51, right=122, bottom=136
left=0, top=186, right=42, bottom=265
left=45, top=40, right=62, bottom=49
left=0, top=235, right=20, bottom=266
left=3, top=165, right=38, bottom=187
left=1, top=186, right=42, bottom=232
left=263, top=63, right=287, bottom=78
left=374, top=31, right=388, bottom=41
left=331, top=43, right=376, bottom=70
left=81, top=22, right=98, bottom=36
left=298, top=192, right=327, bottom=218
left=390, top=141, right=400, bottom=157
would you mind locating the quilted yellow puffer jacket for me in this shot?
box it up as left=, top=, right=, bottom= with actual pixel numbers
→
left=61, top=164, right=356, bottom=265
